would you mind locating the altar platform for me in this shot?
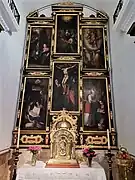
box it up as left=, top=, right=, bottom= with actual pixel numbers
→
left=16, top=161, right=107, bottom=180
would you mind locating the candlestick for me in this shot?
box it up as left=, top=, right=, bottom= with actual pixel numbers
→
left=12, top=148, right=22, bottom=180
left=107, top=129, right=110, bottom=149
left=105, top=149, right=114, bottom=180
left=17, top=127, right=20, bottom=148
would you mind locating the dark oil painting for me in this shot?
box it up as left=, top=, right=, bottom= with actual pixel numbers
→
left=20, top=78, right=49, bottom=130
left=51, top=63, right=79, bottom=111
left=27, top=27, right=52, bottom=68
left=56, top=15, right=78, bottom=53
left=83, top=78, right=109, bottom=131
left=82, top=28, right=105, bottom=69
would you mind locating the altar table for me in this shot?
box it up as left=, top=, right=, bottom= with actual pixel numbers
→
left=16, top=161, right=107, bottom=180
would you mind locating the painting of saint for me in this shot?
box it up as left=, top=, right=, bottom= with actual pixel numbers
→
left=27, top=27, right=52, bottom=68
left=55, top=15, right=78, bottom=54
left=82, top=28, right=105, bottom=69
left=51, top=63, right=79, bottom=112
left=83, top=78, right=109, bottom=131
left=20, top=77, right=49, bottom=130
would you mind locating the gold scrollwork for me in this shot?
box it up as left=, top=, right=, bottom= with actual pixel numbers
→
left=80, top=127, right=83, bottom=131
left=52, top=109, right=78, bottom=131
left=48, top=101, right=51, bottom=110
left=28, top=72, right=48, bottom=76
left=56, top=56, right=76, bottom=61
left=59, top=2, right=74, bottom=6
left=85, top=72, right=104, bottom=76
left=32, top=21, right=50, bottom=24
left=20, top=135, right=43, bottom=144
left=85, top=135, right=108, bottom=145
left=46, top=127, right=49, bottom=131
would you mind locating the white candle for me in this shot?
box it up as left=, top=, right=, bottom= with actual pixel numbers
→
left=17, top=127, right=20, bottom=148
left=107, top=129, right=110, bottom=149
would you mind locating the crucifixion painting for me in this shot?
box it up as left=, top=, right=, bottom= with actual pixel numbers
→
left=51, top=63, right=79, bottom=112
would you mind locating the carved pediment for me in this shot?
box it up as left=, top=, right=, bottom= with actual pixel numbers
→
left=51, top=109, right=78, bottom=131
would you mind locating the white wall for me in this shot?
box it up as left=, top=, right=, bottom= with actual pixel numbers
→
left=110, top=27, right=135, bottom=155
left=0, top=6, right=26, bottom=150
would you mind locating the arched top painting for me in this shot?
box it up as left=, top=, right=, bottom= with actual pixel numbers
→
left=13, top=3, right=117, bottom=150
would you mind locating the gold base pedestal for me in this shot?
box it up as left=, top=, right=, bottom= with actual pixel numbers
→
left=46, top=159, right=80, bottom=168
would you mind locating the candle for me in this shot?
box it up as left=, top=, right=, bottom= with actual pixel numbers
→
left=17, top=127, right=20, bottom=148
left=107, top=129, right=110, bottom=149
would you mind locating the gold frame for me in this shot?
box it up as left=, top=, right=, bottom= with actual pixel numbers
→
left=82, top=76, right=111, bottom=133
left=81, top=25, right=107, bottom=71
left=18, top=76, right=50, bottom=131
left=50, top=61, right=80, bottom=114
left=54, top=14, right=80, bottom=56
left=25, top=25, right=53, bottom=70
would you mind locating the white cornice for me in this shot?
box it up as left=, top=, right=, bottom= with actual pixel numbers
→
left=0, top=0, right=19, bottom=32
left=113, top=0, right=135, bottom=32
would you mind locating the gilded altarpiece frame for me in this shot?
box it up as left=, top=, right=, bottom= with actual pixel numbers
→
left=12, top=3, right=117, bottom=149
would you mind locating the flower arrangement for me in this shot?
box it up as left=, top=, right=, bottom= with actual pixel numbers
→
left=116, top=146, right=130, bottom=160
left=82, top=146, right=97, bottom=158
left=28, top=146, right=42, bottom=154
left=28, top=146, right=42, bottom=166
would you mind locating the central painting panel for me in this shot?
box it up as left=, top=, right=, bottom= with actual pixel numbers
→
left=51, top=62, right=80, bottom=113
left=54, top=14, right=79, bottom=55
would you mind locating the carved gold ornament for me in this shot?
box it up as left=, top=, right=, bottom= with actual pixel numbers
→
left=112, top=135, right=115, bottom=145
left=50, top=110, right=78, bottom=160
left=20, top=135, right=43, bottom=144
left=80, top=135, right=83, bottom=145
left=56, top=56, right=76, bottom=61
left=85, top=135, right=108, bottom=145
left=85, top=72, right=104, bottom=76
left=28, top=72, right=48, bottom=76
left=59, top=2, right=74, bottom=6
left=62, top=15, right=73, bottom=22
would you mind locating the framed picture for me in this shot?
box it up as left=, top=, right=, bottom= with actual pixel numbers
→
left=20, top=77, right=49, bottom=130
left=51, top=62, right=80, bottom=113
left=54, top=14, right=79, bottom=55
left=82, top=27, right=106, bottom=70
left=26, top=26, right=53, bottom=69
left=82, top=77, right=110, bottom=132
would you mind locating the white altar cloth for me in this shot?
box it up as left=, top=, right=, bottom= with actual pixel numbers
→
left=16, top=161, right=107, bottom=180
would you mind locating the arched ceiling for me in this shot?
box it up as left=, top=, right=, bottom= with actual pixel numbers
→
left=19, top=0, right=118, bottom=18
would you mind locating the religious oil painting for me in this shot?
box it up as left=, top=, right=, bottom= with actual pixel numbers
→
left=83, top=78, right=109, bottom=131
left=51, top=62, right=79, bottom=112
left=27, top=26, right=52, bottom=68
left=20, top=77, right=49, bottom=130
left=55, top=15, right=78, bottom=54
left=82, top=27, right=105, bottom=69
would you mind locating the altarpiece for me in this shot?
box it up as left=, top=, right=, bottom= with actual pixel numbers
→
left=12, top=2, right=117, bottom=151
